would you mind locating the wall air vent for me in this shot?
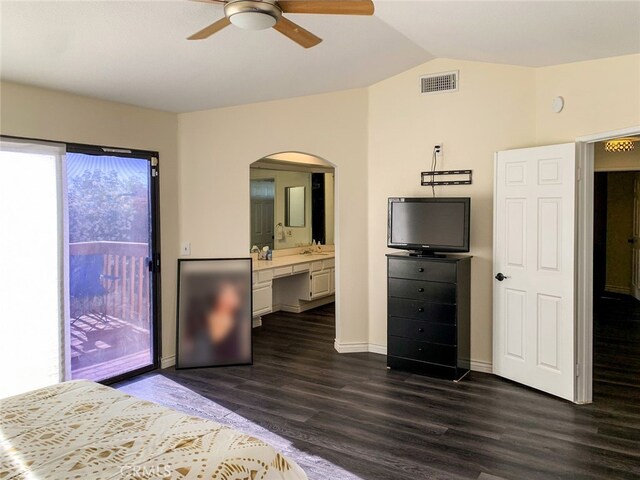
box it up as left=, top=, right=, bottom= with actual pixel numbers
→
left=420, top=70, right=459, bottom=95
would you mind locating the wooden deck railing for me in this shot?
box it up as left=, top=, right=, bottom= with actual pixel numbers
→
left=69, top=241, right=150, bottom=325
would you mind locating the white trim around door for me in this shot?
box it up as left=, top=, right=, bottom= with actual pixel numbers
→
left=575, top=125, right=640, bottom=404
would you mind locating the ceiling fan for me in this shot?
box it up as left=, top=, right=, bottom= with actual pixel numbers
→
left=187, top=0, right=375, bottom=48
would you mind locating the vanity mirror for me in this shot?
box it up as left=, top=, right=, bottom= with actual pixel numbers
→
left=250, top=155, right=334, bottom=251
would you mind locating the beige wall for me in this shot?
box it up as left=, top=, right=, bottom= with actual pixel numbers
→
left=605, top=172, right=635, bottom=293
left=173, top=54, right=640, bottom=366
left=368, top=58, right=537, bottom=361
left=3, top=53, right=638, bottom=370
left=367, top=55, right=640, bottom=365
left=177, top=89, right=369, bottom=346
left=535, top=54, right=640, bottom=144
left=0, top=81, right=180, bottom=365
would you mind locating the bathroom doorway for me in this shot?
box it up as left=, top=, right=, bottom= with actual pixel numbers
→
left=248, top=152, right=337, bottom=353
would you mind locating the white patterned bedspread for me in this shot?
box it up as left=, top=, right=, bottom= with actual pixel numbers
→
left=0, top=380, right=307, bottom=480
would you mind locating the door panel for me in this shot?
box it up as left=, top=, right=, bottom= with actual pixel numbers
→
left=494, top=143, right=576, bottom=401
left=311, top=270, right=331, bottom=298
left=65, top=151, right=157, bottom=383
left=250, top=179, right=275, bottom=250
left=0, top=140, right=64, bottom=398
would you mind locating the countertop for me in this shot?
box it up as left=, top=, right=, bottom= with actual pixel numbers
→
left=252, top=251, right=335, bottom=272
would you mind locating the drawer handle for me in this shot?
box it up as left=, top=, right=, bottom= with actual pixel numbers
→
left=418, top=288, right=424, bottom=293
left=418, top=328, right=424, bottom=333
left=418, top=307, right=424, bottom=312
left=418, top=347, right=423, bottom=352
left=417, top=268, right=424, bottom=272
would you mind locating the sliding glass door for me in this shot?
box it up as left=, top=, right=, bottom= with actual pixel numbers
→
left=65, top=146, right=159, bottom=383
left=0, top=137, right=160, bottom=396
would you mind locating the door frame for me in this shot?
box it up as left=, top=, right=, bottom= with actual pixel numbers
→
left=66, top=142, right=162, bottom=385
left=575, top=125, right=640, bottom=404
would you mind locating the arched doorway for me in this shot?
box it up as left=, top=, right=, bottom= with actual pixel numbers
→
left=248, top=151, right=339, bottom=348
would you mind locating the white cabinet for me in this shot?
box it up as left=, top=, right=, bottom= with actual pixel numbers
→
left=300, top=267, right=335, bottom=301
left=252, top=282, right=272, bottom=317
left=252, top=255, right=335, bottom=318
left=310, top=270, right=331, bottom=299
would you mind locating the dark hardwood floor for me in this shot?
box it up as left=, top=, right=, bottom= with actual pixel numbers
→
left=133, top=303, right=640, bottom=479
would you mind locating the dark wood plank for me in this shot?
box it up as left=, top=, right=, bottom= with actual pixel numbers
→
left=117, top=300, right=640, bottom=479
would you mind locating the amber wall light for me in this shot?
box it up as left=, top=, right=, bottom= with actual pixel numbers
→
left=604, top=138, right=638, bottom=153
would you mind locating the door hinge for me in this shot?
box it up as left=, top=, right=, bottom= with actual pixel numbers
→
left=576, top=363, right=580, bottom=377
left=151, top=157, right=159, bottom=167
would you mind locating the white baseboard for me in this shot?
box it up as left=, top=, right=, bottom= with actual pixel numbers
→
left=470, top=360, right=493, bottom=373
left=605, top=285, right=631, bottom=295
left=160, top=355, right=176, bottom=369
left=368, top=344, right=387, bottom=355
left=333, top=341, right=386, bottom=355
left=334, top=341, right=369, bottom=353
left=252, top=317, right=263, bottom=328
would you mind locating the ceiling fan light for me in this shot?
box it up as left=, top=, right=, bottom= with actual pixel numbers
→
left=229, top=11, right=277, bottom=30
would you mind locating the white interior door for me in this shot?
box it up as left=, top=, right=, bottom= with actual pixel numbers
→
left=632, top=173, right=640, bottom=301
left=493, top=143, right=576, bottom=401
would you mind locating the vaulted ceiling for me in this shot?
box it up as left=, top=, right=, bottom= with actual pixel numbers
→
left=1, top=1, right=639, bottom=112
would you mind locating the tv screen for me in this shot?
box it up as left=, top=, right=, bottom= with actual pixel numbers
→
left=388, top=197, right=470, bottom=253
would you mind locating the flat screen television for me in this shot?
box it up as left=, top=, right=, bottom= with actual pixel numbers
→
left=388, top=197, right=470, bottom=256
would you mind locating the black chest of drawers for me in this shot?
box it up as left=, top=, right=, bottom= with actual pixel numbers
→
left=386, top=253, right=471, bottom=381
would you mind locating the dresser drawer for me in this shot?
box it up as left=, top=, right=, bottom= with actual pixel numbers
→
left=388, top=258, right=456, bottom=283
left=388, top=317, right=456, bottom=345
left=388, top=298, right=456, bottom=324
left=388, top=278, right=456, bottom=303
left=388, top=336, right=456, bottom=366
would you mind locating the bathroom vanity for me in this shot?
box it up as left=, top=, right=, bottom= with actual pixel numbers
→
left=252, top=251, right=335, bottom=323
left=249, top=155, right=336, bottom=324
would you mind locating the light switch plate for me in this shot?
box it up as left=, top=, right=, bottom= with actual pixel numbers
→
left=181, top=242, right=191, bottom=256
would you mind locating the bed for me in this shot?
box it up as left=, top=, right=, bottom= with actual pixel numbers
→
left=0, top=380, right=307, bottom=480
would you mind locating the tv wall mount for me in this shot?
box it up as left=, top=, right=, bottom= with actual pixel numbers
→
left=421, top=169, right=472, bottom=186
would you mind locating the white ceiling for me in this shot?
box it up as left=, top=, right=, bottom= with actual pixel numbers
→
left=1, top=1, right=639, bottom=113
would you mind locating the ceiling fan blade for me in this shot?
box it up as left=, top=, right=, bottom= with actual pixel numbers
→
left=273, top=16, right=322, bottom=48
left=278, top=0, right=374, bottom=15
left=187, top=17, right=231, bottom=40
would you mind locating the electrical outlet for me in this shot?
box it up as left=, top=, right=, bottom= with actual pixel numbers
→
left=181, top=242, right=191, bottom=256
left=286, top=229, right=293, bottom=237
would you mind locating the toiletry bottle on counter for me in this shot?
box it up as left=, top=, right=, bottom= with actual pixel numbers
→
left=266, top=248, right=273, bottom=261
